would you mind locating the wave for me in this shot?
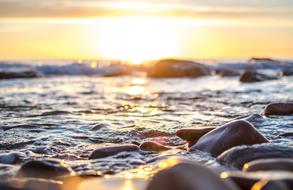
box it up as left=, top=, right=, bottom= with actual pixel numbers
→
left=0, top=58, right=293, bottom=79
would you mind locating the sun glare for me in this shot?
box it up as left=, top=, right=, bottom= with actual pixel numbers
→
left=94, top=17, right=180, bottom=64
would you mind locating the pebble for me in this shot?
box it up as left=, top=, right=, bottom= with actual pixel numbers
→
left=176, top=127, right=215, bottom=147
left=263, top=103, right=293, bottom=116
left=16, top=159, right=73, bottom=179
left=0, top=153, right=23, bottom=164
left=139, top=141, right=170, bottom=151
left=88, top=144, right=139, bottom=159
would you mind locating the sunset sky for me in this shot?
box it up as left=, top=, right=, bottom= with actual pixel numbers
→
left=0, top=0, right=293, bottom=62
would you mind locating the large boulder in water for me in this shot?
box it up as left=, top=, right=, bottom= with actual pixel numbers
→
left=217, top=144, right=293, bottom=169
left=190, top=120, right=268, bottom=156
left=263, top=103, right=293, bottom=116
left=146, top=59, right=209, bottom=78
left=239, top=70, right=277, bottom=83
left=0, top=70, right=41, bottom=80
left=146, top=161, right=240, bottom=190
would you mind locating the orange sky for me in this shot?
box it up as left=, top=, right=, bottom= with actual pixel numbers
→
left=0, top=1, right=293, bottom=61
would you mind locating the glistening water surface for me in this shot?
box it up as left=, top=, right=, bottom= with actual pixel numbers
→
left=0, top=74, right=292, bottom=179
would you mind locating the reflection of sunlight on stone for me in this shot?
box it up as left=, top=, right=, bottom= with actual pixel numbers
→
left=127, top=86, right=145, bottom=96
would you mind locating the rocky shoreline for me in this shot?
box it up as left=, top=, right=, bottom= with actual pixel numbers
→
left=0, top=103, right=292, bottom=190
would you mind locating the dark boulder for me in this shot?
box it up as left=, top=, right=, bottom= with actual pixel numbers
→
left=240, top=70, right=277, bottom=83
left=243, top=158, right=293, bottom=172
left=190, top=120, right=268, bottom=156
left=263, top=103, right=293, bottom=116
left=146, top=59, right=209, bottom=78
left=139, top=141, right=170, bottom=151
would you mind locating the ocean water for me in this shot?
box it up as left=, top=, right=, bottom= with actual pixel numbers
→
left=0, top=60, right=292, bottom=179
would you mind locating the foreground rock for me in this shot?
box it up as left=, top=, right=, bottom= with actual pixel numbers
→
left=0, top=71, right=41, bottom=80
left=146, top=59, right=209, bottom=78
left=176, top=127, right=215, bottom=147
left=0, top=152, right=23, bottom=164
left=89, top=144, right=139, bottom=159
left=221, top=171, right=293, bottom=190
left=17, top=160, right=73, bottom=179
left=139, top=141, right=170, bottom=151
left=217, top=144, right=293, bottom=169
left=0, top=178, right=62, bottom=190
left=239, top=70, right=277, bottom=83
left=190, top=120, right=268, bottom=156
left=263, top=103, right=293, bottom=116
left=146, top=161, right=240, bottom=190
left=243, top=158, right=293, bottom=172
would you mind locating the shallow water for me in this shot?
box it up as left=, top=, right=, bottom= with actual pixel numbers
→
left=0, top=71, right=292, bottom=179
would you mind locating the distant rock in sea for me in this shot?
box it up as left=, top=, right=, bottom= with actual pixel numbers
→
left=146, top=59, right=210, bottom=78
left=239, top=70, right=278, bottom=83
left=0, top=70, right=41, bottom=80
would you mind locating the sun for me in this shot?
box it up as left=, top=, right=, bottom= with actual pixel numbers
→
left=94, top=16, right=180, bottom=64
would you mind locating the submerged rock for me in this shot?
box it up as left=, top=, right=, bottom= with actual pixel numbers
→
left=146, top=161, right=240, bottom=190
left=89, top=144, right=139, bottom=159
left=176, top=127, right=215, bottom=147
left=190, top=120, right=268, bottom=156
left=217, top=144, right=293, bottom=169
left=146, top=59, right=209, bottom=78
left=243, top=158, right=293, bottom=172
left=139, top=141, right=170, bottom=151
left=263, top=103, right=293, bottom=116
left=0, top=70, right=41, bottom=80
left=17, top=159, right=73, bottom=179
left=239, top=70, right=277, bottom=83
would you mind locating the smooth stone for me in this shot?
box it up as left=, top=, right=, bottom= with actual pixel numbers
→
left=0, top=178, right=62, bottom=190
left=243, top=158, right=293, bottom=172
left=146, top=161, right=240, bottom=190
left=176, top=127, right=216, bottom=147
left=263, top=103, right=293, bottom=116
left=190, top=120, right=268, bottom=156
left=217, top=144, right=293, bottom=169
left=146, top=59, right=209, bottom=78
left=0, top=153, right=22, bottom=164
left=89, top=144, right=139, bottom=159
left=239, top=70, right=277, bottom=83
left=220, top=171, right=293, bottom=190
left=17, top=159, right=73, bottom=179
left=139, top=141, right=170, bottom=151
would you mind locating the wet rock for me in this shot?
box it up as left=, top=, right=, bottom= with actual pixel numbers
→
left=281, top=69, right=293, bottom=76
left=89, top=144, right=139, bottom=159
left=263, top=103, right=293, bottom=116
left=0, top=178, right=62, bottom=190
left=17, top=159, right=73, bottom=179
left=215, top=69, right=240, bottom=77
left=139, top=141, right=170, bottom=151
left=90, top=123, right=107, bottom=131
left=146, top=59, right=209, bottom=78
left=243, top=158, right=293, bottom=172
left=220, top=171, right=293, bottom=190
left=0, top=70, right=41, bottom=80
left=217, top=144, right=293, bottom=169
left=0, top=153, right=23, bottom=164
left=146, top=161, right=240, bottom=190
left=190, top=120, right=268, bottom=156
left=176, top=127, right=215, bottom=147
left=239, top=70, right=277, bottom=83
